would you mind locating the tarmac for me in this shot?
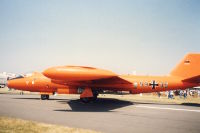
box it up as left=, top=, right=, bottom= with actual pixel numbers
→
left=0, top=93, right=200, bottom=133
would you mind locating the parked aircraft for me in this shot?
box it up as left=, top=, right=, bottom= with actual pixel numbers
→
left=0, top=72, right=16, bottom=88
left=7, top=53, right=200, bottom=102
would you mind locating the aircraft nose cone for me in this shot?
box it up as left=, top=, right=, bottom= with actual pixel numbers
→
left=7, top=80, right=13, bottom=88
left=7, top=80, right=19, bottom=89
left=7, top=78, right=26, bottom=89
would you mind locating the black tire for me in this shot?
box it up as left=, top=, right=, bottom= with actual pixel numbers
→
left=91, top=90, right=98, bottom=101
left=80, top=90, right=99, bottom=103
left=41, top=95, right=46, bottom=100
left=80, top=96, right=97, bottom=103
left=46, top=95, right=49, bottom=100
left=80, top=97, right=90, bottom=103
left=90, top=95, right=97, bottom=101
left=41, top=94, right=49, bottom=100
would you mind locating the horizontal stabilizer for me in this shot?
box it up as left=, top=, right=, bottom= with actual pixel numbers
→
left=182, top=75, right=200, bottom=84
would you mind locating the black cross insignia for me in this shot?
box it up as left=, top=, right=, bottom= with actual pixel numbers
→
left=149, top=80, right=159, bottom=89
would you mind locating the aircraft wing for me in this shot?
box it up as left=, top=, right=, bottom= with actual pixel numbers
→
left=43, top=65, right=133, bottom=89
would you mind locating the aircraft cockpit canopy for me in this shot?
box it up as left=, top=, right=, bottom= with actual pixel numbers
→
left=8, top=74, right=24, bottom=80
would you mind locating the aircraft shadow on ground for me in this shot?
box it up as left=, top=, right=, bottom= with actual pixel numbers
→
left=10, top=94, right=200, bottom=108
left=54, top=98, right=133, bottom=112
left=181, top=103, right=200, bottom=107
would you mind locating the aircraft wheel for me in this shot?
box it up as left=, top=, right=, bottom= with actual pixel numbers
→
left=80, top=96, right=97, bottom=103
left=90, top=90, right=98, bottom=101
left=91, top=95, right=97, bottom=101
left=80, top=97, right=90, bottom=103
left=41, top=95, right=46, bottom=100
left=41, top=94, right=49, bottom=100
left=46, top=95, right=49, bottom=100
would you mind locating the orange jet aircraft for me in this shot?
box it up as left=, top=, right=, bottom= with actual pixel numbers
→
left=7, top=53, right=200, bottom=102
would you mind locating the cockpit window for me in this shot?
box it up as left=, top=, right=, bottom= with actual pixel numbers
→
left=8, top=75, right=24, bottom=80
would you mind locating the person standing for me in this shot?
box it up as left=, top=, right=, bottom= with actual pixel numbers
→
left=183, top=90, right=187, bottom=99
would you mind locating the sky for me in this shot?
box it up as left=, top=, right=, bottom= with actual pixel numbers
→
left=0, top=0, right=200, bottom=75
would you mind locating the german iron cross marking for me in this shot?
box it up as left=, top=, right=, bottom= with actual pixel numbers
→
left=149, top=80, right=158, bottom=89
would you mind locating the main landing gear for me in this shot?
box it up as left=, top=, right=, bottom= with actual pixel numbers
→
left=80, top=87, right=98, bottom=103
left=41, top=94, right=49, bottom=100
left=80, top=94, right=98, bottom=103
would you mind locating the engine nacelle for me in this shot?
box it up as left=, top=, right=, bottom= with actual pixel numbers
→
left=43, top=66, right=117, bottom=81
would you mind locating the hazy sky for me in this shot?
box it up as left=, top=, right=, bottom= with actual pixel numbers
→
left=0, top=0, right=200, bottom=75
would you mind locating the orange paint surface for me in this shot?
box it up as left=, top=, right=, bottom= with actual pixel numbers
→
left=7, top=53, right=200, bottom=99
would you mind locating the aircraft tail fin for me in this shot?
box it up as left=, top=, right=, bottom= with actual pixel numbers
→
left=170, top=53, right=200, bottom=82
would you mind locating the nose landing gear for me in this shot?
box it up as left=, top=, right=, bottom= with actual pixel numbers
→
left=41, top=94, right=49, bottom=100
